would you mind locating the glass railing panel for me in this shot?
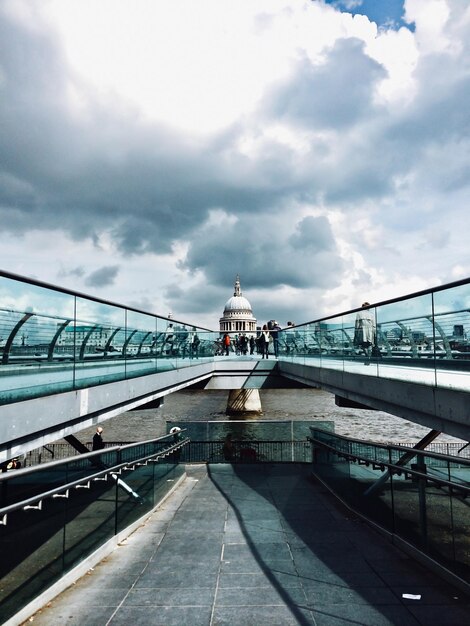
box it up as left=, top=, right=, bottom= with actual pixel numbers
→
left=171, top=322, right=193, bottom=365
left=152, top=457, right=182, bottom=503
left=0, top=274, right=76, bottom=321
left=200, top=330, right=218, bottom=360
left=115, top=464, right=154, bottom=533
left=73, top=298, right=127, bottom=388
left=286, top=325, right=305, bottom=364
left=423, top=480, right=455, bottom=572
left=301, top=322, right=321, bottom=364
left=0, top=462, right=69, bottom=508
left=278, top=324, right=305, bottom=362
left=167, top=325, right=216, bottom=367
left=390, top=470, right=422, bottom=546
left=63, top=477, right=117, bottom=572
left=311, top=429, right=393, bottom=531
left=315, top=447, right=351, bottom=493
left=349, top=461, right=395, bottom=532
left=0, top=498, right=66, bottom=625
left=0, top=275, right=76, bottom=402
left=312, top=317, right=348, bottom=368
left=451, top=490, right=470, bottom=580
left=433, top=282, right=470, bottom=391
left=0, top=436, right=188, bottom=624
left=376, top=292, right=436, bottom=384
left=158, top=316, right=175, bottom=362
left=309, top=429, right=470, bottom=580
left=114, top=447, right=184, bottom=534
left=124, top=311, right=158, bottom=377
left=341, top=309, right=381, bottom=375
left=446, top=456, right=470, bottom=487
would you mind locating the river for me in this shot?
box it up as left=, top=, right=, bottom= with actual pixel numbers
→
left=79, top=388, right=465, bottom=447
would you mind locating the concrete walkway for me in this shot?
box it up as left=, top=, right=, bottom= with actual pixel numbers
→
left=27, top=464, right=469, bottom=626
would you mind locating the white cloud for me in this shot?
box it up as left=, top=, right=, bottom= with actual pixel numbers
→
left=405, top=0, right=454, bottom=55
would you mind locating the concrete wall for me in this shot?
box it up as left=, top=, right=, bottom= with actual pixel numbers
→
left=278, top=361, right=470, bottom=442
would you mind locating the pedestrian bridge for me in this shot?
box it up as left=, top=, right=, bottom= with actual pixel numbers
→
left=1, top=270, right=469, bottom=462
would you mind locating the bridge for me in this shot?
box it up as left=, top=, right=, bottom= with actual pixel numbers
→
left=1, top=270, right=470, bottom=625
left=1, top=270, right=469, bottom=462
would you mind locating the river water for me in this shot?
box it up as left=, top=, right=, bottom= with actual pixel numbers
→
left=79, top=388, right=465, bottom=447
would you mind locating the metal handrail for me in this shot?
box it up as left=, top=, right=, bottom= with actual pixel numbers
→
left=309, top=437, right=470, bottom=494
left=0, top=437, right=189, bottom=522
left=0, top=269, right=213, bottom=330
left=309, top=428, right=470, bottom=465
left=0, top=430, right=185, bottom=482
left=290, top=275, right=470, bottom=329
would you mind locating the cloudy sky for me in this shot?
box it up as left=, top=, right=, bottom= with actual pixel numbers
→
left=1, top=0, right=469, bottom=329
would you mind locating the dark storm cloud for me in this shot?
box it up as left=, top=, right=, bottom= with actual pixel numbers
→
left=165, top=282, right=223, bottom=317
left=266, top=38, right=386, bottom=129
left=289, top=215, right=335, bottom=252
left=0, top=7, right=386, bottom=260
left=57, top=266, right=85, bottom=279
left=0, top=11, right=297, bottom=255
left=181, top=213, right=344, bottom=291
left=84, top=265, right=120, bottom=288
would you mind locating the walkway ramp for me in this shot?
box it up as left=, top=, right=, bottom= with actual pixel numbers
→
left=27, top=464, right=469, bottom=626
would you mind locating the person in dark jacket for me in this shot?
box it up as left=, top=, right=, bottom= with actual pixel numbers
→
left=259, top=325, right=270, bottom=359
left=271, top=321, right=281, bottom=357
left=92, top=426, right=105, bottom=451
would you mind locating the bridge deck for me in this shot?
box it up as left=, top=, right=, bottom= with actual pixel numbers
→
left=27, top=464, right=469, bottom=626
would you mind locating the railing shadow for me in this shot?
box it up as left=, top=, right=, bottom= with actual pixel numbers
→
left=206, top=462, right=467, bottom=625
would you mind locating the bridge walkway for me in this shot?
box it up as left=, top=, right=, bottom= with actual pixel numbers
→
left=27, top=464, right=469, bottom=626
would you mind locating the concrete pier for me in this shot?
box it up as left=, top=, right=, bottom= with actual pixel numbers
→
left=226, top=388, right=262, bottom=415
left=26, top=464, right=469, bottom=626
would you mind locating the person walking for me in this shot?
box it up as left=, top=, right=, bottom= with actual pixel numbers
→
left=354, top=302, right=376, bottom=362
left=92, top=426, right=105, bottom=451
left=260, top=324, right=270, bottom=359
left=271, top=321, right=281, bottom=358
left=163, top=322, right=175, bottom=356
left=223, top=333, right=231, bottom=356
left=222, top=433, right=235, bottom=461
left=189, top=327, right=200, bottom=359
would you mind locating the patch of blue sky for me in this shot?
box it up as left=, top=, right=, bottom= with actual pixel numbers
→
left=323, top=0, right=414, bottom=31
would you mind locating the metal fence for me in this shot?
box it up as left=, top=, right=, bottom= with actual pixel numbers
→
left=183, top=440, right=312, bottom=463
left=21, top=439, right=468, bottom=468
left=23, top=441, right=128, bottom=466
left=22, top=440, right=311, bottom=466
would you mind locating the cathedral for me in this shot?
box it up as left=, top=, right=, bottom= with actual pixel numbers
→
left=219, top=275, right=257, bottom=336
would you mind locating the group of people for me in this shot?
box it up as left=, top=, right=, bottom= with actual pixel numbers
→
left=1, top=457, right=21, bottom=472
left=220, top=333, right=255, bottom=356
left=160, top=323, right=201, bottom=358
left=133, top=306, right=376, bottom=364
left=220, top=321, right=282, bottom=359
left=222, top=433, right=257, bottom=462
left=219, top=305, right=377, bottom=362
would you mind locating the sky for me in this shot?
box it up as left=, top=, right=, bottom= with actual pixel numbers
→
left=1, top=0, right=469, bottom=330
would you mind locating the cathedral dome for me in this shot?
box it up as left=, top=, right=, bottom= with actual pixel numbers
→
left=219, top=275, right=257, bottom=336
left=224, top=294, right=253, bottom=313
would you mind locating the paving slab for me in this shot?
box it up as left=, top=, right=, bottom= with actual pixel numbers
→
left=26, top=463, right=469, bottom=626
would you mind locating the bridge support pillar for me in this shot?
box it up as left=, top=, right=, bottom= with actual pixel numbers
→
left=226, top=389, right=262, bottom=415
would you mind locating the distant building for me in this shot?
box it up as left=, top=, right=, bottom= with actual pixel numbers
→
left=57, top=325, right=113, bottom=350
left=219, top=275, right=257, bottom=336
